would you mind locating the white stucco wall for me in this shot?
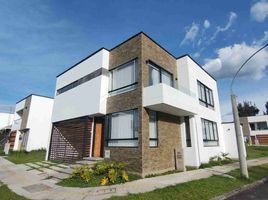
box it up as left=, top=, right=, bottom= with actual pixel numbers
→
left=25, top=95, right=54, bottom=151
left=52, top=49, right=109, bottom=122
left=177, top=56, right=225, bottom=167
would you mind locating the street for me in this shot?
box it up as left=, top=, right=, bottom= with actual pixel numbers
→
left=227, top=180, right=268, bottom=200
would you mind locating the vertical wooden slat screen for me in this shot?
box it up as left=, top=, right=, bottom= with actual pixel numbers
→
left=48, top=117, right=92, bottom=162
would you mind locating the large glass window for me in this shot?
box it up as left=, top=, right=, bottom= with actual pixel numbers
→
left=250, top=122, right=268, bottom=131
left=106, top=109, right=139, bottom=147
left=149, top=111, right=158, bottom=147
left=185, top=116, right=191, bottom=147
left=148, top=62, right=173, bottom=87
left=197, top=81, right=214, bottom=109
left=109, top=60, right=137, bottom=95
left=201, top=118, right=219, bottom=146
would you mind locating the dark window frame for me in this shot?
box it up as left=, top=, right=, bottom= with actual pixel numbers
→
left=185, top=116, right=192, bottom=147
left=197, top=80, right=214, bottom=108
left=105, top=109, right=139, bottom=148
left=147, top=60, right=174, bottom=87
left=109, top=59, right=138, bottom=95
left=149, top=110, right=159, bottom=148
left=201, top=118, right=219, bottom=147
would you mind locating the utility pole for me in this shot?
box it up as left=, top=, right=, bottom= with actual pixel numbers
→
left=230, top=43, right=268, bottom=179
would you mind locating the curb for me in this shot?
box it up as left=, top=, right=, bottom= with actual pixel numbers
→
left=212, top=177, right=268, bottom=200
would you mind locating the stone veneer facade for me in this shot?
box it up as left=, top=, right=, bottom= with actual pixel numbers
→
left=105, top=33, right=184, bottom=177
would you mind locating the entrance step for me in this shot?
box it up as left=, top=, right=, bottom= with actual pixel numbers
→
left=83, top=157, right=104, bottom=161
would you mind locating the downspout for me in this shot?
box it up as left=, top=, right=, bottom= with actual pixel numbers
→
left=194, top=117, right=201, bottom=166
left=89, top=117, right=95, bottom=158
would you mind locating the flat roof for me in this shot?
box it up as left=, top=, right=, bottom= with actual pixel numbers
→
left=16, top=94, right=54, bottom=104
left=56, top=31, right=216, bottom=81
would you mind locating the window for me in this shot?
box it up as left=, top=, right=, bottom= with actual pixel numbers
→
left=250, top=122, right=268, bottom=131
left=148, top=62, right=173, bottom=87
left=106, top=109, right=139, bottom=147
left=57, top=68, right=105, bottom=95
left=149, top=111, right=158, bottom=147
left=197, top=81, right=214, bottom=109
left=185, top=116, right=191, bottom=147
left=109, top=60, right=137, bottom=95
left=201, top=118, right=219, bottom=146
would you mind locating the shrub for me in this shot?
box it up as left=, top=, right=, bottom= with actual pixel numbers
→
left=200, top=152, right=233, bottom=168
left=71, top=161, right=130, bottom=186
left=72, top=165, right=93, bottom=182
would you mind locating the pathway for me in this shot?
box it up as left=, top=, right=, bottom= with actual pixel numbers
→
left=0, top=157, right=268, bottom=200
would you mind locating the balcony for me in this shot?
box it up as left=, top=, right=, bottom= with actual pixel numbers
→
left=11, top=118, right=22, bottom=131
left=143, top=83, right=198, bottom=116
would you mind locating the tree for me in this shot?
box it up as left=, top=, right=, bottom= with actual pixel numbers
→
left=264, top=101, right=268, bottom=115
left=237, top=101, right=259, bottom=117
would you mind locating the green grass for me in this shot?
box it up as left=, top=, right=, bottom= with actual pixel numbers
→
left=4, top=149, right=46, bottom=164
left=0, top=184, right=29, bottom=200
left=108, top=164, right=268, bottom=200
left=0, top=149, right=5, bottom=156
left=246, top=145, right=268, bottom=160
left=57, top=173, right=141, bottom=188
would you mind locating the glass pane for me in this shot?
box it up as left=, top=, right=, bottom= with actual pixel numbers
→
left=161, top=70, right=172, bottom=86
left=149, top=64, right=160, bottom=86
left=112, top=62, right=135, bottom=90
left=111, top=111, right=133, bottom=139
left=149, top=111, right=157, bottom=139
left=108, top=140, right=138, bottom=147
left=149, top=140, right=158, bottom=147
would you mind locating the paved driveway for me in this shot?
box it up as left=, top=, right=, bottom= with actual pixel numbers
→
left=227, top=180, right=268, bottom=200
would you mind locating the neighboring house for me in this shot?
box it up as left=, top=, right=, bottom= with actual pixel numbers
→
left=0, top=105, right=15, bottom=129
left=47, top=32, right=227, bottom=176
left=240, top=115, right=268, bottom=145
left=9, top=94, right=54, bottom=151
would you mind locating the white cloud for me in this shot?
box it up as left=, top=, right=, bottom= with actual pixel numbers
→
left=193, top=52, right=200, bottom=58
left=250, top=0, right=268, bottom=22
left=204, top=32, right=268, bottom=80
left=203, top=19, right=210, bottom=29
left=253, top=31, right=268, bottom=46
left=180, top=22, right=199, bottom=46
left=211, top=12, right=237, bottom=40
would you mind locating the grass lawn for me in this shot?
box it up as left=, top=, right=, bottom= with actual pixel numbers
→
left=4, top=149, right=46, bottom=164
left=57, top=173, right=141, bottom=187
left=0, top=184, right=29, bottom=200
left=108, top=164, right=268, bottom=200
left=246, top=145, right=268, bottom=160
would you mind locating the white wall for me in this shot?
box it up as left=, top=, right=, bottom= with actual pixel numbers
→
left=25, top=95, right=54, bottom=151
left=52, top=49, right=109, bottom=122
left=177, top=56, right=225, bottom=167
left=222, top=122, right=246, bottom=159
left=0, top=113, right=14, bottom=129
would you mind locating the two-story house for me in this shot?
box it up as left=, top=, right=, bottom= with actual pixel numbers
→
left=10, top=94, right=54, bottom=151
left=240, top=115, right=268, bottom=145
left=47, top=32, right=226, bottom=176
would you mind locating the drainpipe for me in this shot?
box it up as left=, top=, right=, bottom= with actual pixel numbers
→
left=89, top=117, right=95, bottom=158
left=193, top=117, right=201, bottom=167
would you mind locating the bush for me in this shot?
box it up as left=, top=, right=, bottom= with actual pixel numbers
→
left=200, top=152, right=233, bottom=168
left=71, top=161, right=129, bottom=186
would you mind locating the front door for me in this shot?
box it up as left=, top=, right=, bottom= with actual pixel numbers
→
left=93, top=117, right=104, bottom=157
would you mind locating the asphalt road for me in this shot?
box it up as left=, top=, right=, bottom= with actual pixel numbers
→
left=226, top=180, right=268, bottom=200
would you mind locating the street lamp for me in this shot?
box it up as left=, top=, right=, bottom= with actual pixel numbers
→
left=230, top=43, right=268, bottom=179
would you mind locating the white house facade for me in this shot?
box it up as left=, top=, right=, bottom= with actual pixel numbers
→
left=10, top=94, right=54, bottom=151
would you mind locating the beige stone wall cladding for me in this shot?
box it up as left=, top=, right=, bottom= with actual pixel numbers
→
left=106, top=34, right=143, bottom=174
left=105, top=33, right=183, bottom=176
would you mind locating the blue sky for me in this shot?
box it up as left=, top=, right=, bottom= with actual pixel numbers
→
left=0, top=0, right=268, bottom=120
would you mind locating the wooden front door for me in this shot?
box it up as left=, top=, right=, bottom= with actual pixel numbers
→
left=9, top=131, right=17, bottom=150
left=93, top=118, right=104, bottom=157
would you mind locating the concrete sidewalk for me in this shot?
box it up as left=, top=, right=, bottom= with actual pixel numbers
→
left=1, top=157, right=268, bottom=200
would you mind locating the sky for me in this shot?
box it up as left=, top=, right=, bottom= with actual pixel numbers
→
left=0, top=0, right=268, bottom=120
